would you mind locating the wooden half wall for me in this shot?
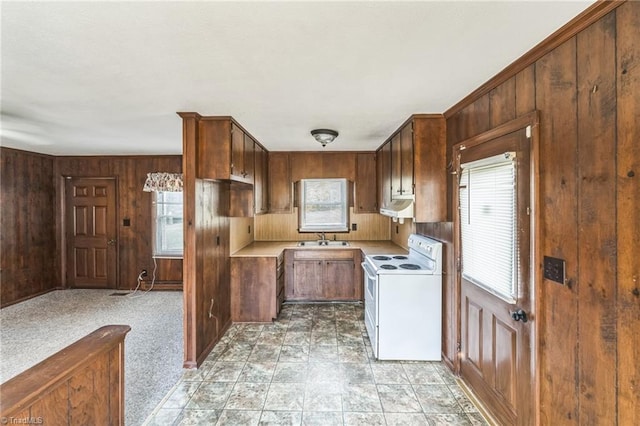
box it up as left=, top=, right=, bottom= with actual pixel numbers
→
left=434, top=1, right=639, bottom=424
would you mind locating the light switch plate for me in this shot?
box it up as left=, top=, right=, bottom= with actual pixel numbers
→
left=543, top=256, right=565, bottom=285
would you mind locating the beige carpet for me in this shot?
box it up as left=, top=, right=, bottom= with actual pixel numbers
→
left=0, top=289, right=183, bottom=426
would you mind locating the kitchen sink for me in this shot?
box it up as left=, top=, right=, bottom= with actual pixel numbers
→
left=297, top=240, right=350, bottom=247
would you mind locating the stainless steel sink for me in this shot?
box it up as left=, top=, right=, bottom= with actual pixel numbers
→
left=297, top=240, right=350, bottom=247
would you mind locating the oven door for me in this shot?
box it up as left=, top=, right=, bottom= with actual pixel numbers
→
left=362, top=262, right=378, bottom=355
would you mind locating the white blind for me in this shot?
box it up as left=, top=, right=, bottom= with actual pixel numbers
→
left=459, top=154, right=516, bottom=301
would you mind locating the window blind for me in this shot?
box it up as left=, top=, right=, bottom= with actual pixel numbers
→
left=459, top=153, right=517, bottom=301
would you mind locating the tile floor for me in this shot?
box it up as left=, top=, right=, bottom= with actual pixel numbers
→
left=144, top=303, right=487, bottom=426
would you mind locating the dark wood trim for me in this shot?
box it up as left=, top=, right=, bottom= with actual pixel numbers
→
left=195, top=318, right=232, bottom=367
left=452, top=111, right=539, bottom=152
left=140, top=280, right=183, bottom=291
left=444, top=0, right=623, bottom=118
left=0, top=288, right=62, bottom=309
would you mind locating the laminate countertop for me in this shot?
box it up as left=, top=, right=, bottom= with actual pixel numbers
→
left=231, top=240, right=408, bottom=257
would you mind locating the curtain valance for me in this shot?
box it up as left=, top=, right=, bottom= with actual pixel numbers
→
left=142, top=172, right=183, bottom=192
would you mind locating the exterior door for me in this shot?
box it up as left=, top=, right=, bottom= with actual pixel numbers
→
left=456, top=125, right=534, bottom=425
left=65, top=177, right=117, bottom=288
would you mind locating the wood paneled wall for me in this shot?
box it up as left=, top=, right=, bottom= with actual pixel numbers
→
left=54, top=155, right=183, bottom=290
left=438, top=2, right=638, bottom=423
left=1, top=148, right=57, bottom=307
left=255, top=208, right=390, bottom=241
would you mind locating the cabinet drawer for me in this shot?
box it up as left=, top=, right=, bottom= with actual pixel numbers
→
left=293, top=249, right=355, bottom=260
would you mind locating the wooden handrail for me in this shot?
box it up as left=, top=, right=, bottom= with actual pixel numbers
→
left=0, top=325, right=131, bottom=424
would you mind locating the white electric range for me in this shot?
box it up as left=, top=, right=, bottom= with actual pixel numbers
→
left=362, top=234, right=443, bottom=360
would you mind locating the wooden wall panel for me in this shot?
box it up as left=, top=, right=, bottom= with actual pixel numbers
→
left=576, top=12, right=617, bottom=422
left=0, top=148, right=56, bottom=307
left=442, top=2, right=636, bottom=424
left=489, top=76, right=516, bottom=128
left=615, top=2, right=640, bottom=424
left=55, top=155, right=182, bottom=290
left=535, top=38, right=580, bottom=425
left=515, top=65, right=536, bottom=116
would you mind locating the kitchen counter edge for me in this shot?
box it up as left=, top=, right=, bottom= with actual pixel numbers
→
left=231, top=241, right=408, bottom=257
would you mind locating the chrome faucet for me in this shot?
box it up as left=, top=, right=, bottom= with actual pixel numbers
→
left=317, top=232, right=326, bottom=241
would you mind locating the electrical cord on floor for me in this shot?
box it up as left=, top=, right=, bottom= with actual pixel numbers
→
left=129, top=257, right=157, bottom=298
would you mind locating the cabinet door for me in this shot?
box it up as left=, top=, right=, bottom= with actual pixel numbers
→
left=400, top=123, right=414, bottom=195
left=268, top=152, right=292, bottom=213
left=391, top=133, right=402, bottom=198
left=231, top=123, right=244, bottom=179
left=356, top=153, right=377, bottom=213
left=292, top=260, right=323, bottom=299
left=324, top=259, right=356, bottom=300
left=254, top=144, right=268, bottom=214
left=322, top=153, right=355, bottom=180
left=243, top=134, right=255, bottom=183
left=377, top=143, right=391, bottom=210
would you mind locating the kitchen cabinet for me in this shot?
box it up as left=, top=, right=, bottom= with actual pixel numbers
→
left=197, top=117, right=261, bottom=185
left=242, top=133, right=255, bottom=183
left=285, top=249, right=362, bottom=301
left=377, top=143, right=391, bottom=210
left=254, top=144, right=269, bottom=215
left=231, top=252, right=284, bottom=322
left=377, top=115, right=446, bottom=222
left=268, top=152, right=292, bottom=213
left=390, top=124, right=414, bottom=197
left=355, top=153, right=377, bottom=213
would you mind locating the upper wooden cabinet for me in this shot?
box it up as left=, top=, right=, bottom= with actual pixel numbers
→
left=377, top=115, right=446, bottom=223
left=355, top=153, right=377, bottom=213
left=377, top=143, right=392, bottom=210
left=268, top=152, right=292, bottom=213
left=254, top=144, right=269, bottom=215
left=197, top=117, right=261, bottom=185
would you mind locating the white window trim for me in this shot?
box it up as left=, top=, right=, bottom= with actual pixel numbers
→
left=152, top=191, right=184, bottom=259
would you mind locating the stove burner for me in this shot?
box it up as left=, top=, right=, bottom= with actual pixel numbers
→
left=373, top=255, right=392, bottom=261
left=380, top=264, right=398, bottom=270
left=393, top=255, right=408, bottom=260
left=399, top=263, right=421, bottom=270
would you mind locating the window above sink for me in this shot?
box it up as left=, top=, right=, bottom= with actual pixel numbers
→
left=297, top=178, right=350, bottom=233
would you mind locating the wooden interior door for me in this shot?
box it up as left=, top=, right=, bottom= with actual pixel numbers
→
left=65, top=177, right=117, bottom=289
left=456, top=125, right=534, bottom=425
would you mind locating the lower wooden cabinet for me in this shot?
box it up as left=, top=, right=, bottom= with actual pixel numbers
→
left=231, top=252, right=284, bottom=322
left=285, top=249, right=362, bottom=301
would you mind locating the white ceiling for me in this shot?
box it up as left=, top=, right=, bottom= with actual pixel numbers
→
left=1, top=1, right=594, bottom=155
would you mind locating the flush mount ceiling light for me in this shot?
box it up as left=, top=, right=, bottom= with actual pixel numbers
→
left=311, top=129, right=339, bottom=147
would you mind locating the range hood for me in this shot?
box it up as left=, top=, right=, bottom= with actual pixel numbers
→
left=379, top=198, right=414, bottom=223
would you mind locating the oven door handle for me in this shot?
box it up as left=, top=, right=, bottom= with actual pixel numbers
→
left=361, top=262, right=377, bottom=281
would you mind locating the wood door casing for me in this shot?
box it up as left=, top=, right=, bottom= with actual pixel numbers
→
left=65, top=177, right=117, bottom=289
left=455, top=117, right=536, bottom=426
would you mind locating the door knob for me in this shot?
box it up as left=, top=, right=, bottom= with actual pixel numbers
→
left=511, top=309, right=528, bottom=323
left=107, top=239, right=117, bottom=246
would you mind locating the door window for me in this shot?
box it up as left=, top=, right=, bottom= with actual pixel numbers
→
left=459, top=153, right=517, bottom=302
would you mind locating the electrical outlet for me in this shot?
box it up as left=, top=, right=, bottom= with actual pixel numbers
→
left=351, top=223, right=357, bottom=231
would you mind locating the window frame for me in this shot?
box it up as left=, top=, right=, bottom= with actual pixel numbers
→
left=297, top=178, right=350, bottom=233
left=459, top=152, right=518, bottom=303
left=152, top=191, right=184, bottom=259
